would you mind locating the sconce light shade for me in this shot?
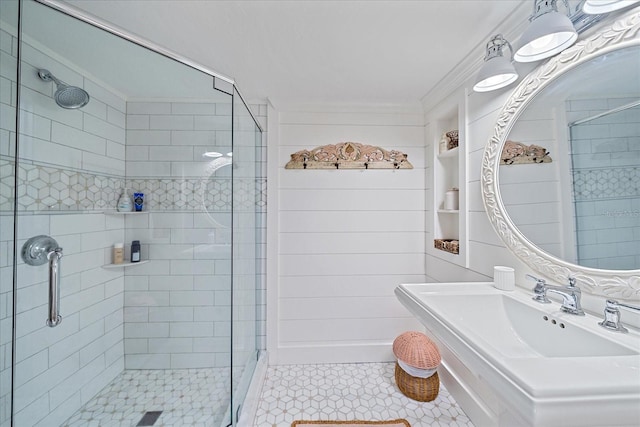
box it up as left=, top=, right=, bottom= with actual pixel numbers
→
left=582, top=0, right=640, bottom=14
left=473, top=34, right=519, bottom=93
left=474, top=56, right=518, bottom=92
left=514, top=0, right=577, bottom=62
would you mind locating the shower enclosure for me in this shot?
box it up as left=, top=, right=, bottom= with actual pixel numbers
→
left=0, top=1, right=264, bottom=426
left=569, top=100, right=640, bottom=270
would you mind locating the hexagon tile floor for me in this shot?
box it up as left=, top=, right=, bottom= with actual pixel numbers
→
left=254, top=363, right=474, bottom=427
left=62, top=368, right=230, bottom=427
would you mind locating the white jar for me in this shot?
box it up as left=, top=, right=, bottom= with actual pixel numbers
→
left=439, top=134, right=449, bottom=154
left=444, top=188, right=459, bottom=210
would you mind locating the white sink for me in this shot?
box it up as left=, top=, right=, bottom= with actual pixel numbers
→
left=395, top=282, right=640, bottom=427
left=424, top=293, right=637, bottom=358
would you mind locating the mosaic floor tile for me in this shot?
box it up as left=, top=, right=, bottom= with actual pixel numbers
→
left=254, top=363, right=474, bottom=427
left=62, top=368, right=230, bottom=427
left=61, top=362, right=472, bottom=427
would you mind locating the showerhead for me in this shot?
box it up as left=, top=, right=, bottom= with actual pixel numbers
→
left=38, top=69, right=90, bottom=109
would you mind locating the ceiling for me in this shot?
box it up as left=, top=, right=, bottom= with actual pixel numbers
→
left=56, top=0, right=528, bottom=108
left=22, top=0, right=232, bottom=103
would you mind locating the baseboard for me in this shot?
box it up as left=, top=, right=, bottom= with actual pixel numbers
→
left=272, top=343, right=396, bottom=365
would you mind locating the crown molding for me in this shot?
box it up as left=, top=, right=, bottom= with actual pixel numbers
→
left=267, top=97, right=424, bottom=116
left=421, top=2, right=532, bottom=113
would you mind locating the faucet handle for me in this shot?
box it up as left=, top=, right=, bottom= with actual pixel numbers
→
left=598, top=300, right=640, bottom=333
left=568, top=276, right=577, bottom=287
left=527, top=274, right=551, bottom=304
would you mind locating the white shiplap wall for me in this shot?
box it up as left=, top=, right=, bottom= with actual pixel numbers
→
left=499, top=105, right=566, bottom=260
left=425, top=88, right=527, bottom=285
left=269, top=108, right=426, bottom=364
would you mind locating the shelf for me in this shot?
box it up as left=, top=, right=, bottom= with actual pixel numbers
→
left=434, top=246, right=459, bottom=255
left=428, top=88, right=468, bottom=268
left=437, top=146, right=459, bottom=159
left=102, top=260, right=149, bottom=269
left=434, top=238, right=459, bottom=255
left=103, top=210, right=149, bottom=215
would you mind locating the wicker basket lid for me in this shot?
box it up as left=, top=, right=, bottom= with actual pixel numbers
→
left=393, top=331, right=441, bottom=369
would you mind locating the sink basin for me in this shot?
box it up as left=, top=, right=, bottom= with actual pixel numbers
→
left=424, top=293, right=637, bottom=358
left=395, top=282, right=640, bottom=427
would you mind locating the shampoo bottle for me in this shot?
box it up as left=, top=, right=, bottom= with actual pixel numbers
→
left=131, top=240, right=141, bottom=263
left=117, top=188, right=133, bottom=212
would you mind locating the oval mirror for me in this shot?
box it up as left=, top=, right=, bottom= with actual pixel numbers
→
left=482, top=8, right=640, bottom=300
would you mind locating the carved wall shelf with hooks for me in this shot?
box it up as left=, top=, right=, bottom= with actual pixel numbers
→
left=500, top=140, right=552, bottom=165
left=285, top=142, right=413, bottom=170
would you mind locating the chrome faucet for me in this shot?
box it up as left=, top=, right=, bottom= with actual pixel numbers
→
left=527, top=274, right=585, bottom=315
left=599, top=300, right=640, bottom=333
left=527, top=274, right=551, bottom=304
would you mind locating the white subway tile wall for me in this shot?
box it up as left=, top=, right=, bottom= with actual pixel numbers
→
left=10, top=36, right=128, bottom=426
left=3, top=31, right=267, bottom=425
left=122, top=100, right=267, bottom=370
left=0, top=25, right=16, bottom=427
left=568, top=98, right=640, bottom=270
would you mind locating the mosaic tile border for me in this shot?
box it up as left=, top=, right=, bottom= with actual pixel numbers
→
left=1, top=159, right=124, bottom=212
left=1, top=160, right=266, bottom=213
left=573, top=166, right=639, bottom=201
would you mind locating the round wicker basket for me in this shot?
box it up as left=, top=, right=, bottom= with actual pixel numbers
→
left=392, top=331, right=441, bottom=369
left=394, top=362, right=439, bottom=402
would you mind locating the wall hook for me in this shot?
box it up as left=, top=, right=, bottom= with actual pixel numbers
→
left=285, top=142, right=413, bottom=169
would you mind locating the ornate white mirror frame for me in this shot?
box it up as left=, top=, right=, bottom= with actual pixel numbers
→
left=481, top=8, right=640, bottom=301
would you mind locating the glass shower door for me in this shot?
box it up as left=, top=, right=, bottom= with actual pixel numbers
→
left=0, top=1, right=19, bottom=426
left=10, top=3, right=130, bottom=423
left=10, top=1, right=237, bottom=426
left=5, top=1, right=263, bottom=425
left=230, top=90, right=260, bottom=423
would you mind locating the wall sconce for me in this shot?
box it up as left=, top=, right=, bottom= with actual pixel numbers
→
left=582, top=0, right=640, bottom=14
left=514, top=0, right=577, bottom=62
left=473, top=34, right=519, bottom=92
left=202, top=151, right=223, bottom=158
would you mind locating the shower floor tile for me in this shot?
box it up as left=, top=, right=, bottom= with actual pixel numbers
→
left=63, top=368, right=230, bottom=427
left=254, top=362, right=474, bottom=427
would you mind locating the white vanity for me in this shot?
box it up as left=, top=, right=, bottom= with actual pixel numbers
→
left=398, top=6, right=640, bottom=426
left=395, top=282, right=640, bottom=427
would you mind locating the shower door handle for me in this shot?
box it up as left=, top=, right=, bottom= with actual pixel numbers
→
left=21, top=235, right=64, bottom=327
left=47, top=248, right=63, bottom=327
